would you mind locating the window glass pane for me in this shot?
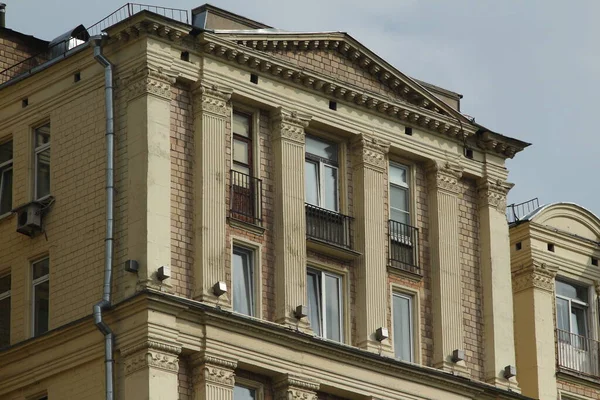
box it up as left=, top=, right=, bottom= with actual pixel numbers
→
left=233, top=113, right=251, bottom=138
left=0, top=167, right=13, bottom=215
left=571, top=306, right=587, bottom=337
left=390, top=209, right=409, bottom=227
left=36, top=147, right=51, bottom=199
left=33, top=259, right=49, bottom=280
left=393, top=294, right=412, bottom=361
left=390, top=164, right=407, bottom=186
left=233, top=385, right=256, bottom=400
left=0, top=297, right=9, bottom=347
left=305, top=161, right=319, bottom=206
left=556, top=297, right=570, bottom=332
left=390, top=186, right=409, bottom=214
left=306, top=271, right=322, bottom=336
left=324, top=274, right=342, bottom=342
left=0, top=141, right=12, bottom=164
left=232, top=248, right=253, bottom=316
left=306, top=136, right=338, bottom=162
left=556, top=281, right=588, bottom=303
left=34, top=280, right=49, bottom=336
left=233, top=139, right=249, bottom=165
left=35, top=124, right=51, bottom=148
left=0, top=275, right=10, bottom=293
left=323, top=166, right=338, bottom=211
left=233, top=164, right=250, bottom=177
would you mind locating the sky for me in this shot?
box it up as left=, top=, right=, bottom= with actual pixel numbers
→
left=4, top=1, right=599, bottom=215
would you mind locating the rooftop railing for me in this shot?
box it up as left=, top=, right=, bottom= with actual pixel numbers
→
left=506, top=197, right=539, bottom=224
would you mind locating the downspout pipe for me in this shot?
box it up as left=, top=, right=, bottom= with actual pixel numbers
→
left=92, top=35, right=115, bottom=400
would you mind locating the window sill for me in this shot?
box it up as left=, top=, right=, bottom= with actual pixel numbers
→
left=227, top=217, right=265, bottom=235
left=557, top=368, right=600, bottom=386
left=306, top=237, right=361, bottom=260
left=0, top=211, right=13, bottom=223
left=387, top=264, right=423, bottom=281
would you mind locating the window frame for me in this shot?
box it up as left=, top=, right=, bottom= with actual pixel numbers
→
left=305, top=135, right=340, bottom=212
left=390, top=283, right=421, bottom=364
left=392, top=292, right=414, bottom=362
left=306, top=266, right=344, bottom=342
left=33, top=123, right=51, bottom=201
left=389, top=161, right=411, bottom=226
left=232, top=111, right=254, bottom=177
left=555, top=279, right=590, bottom=338
left=0, top=139, right=13, bottom=216
left=231, top=237, right=262, bottom=318
left=0, top=273, right=11, bottom=347
left=31, top=257, right=50, bottom=337
left=234, top=377, right=264, bottom=400
left=232, top=244, right=256, bottom=317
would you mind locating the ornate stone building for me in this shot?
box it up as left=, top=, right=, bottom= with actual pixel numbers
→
left=0, top=4, right=532, bottom=400
left=509, top=201, right=600, bottom=400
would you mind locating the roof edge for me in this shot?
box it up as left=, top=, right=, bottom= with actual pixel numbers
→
left=192, top=3, right=272, bottom=29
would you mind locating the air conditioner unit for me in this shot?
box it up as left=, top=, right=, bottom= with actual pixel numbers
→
left=16, top=202, right=43, bottom=237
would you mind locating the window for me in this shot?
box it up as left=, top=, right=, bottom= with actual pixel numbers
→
left=305, top=136, right=339, bottom=212
left=234, top=384, right=256, bottom=400
left=306, top=268, right=343, bottom=342
left=32, top=258, right=49, bottom=336
left=389, top=163, right=410, bottom=225
left=393, top=293, right=414, bottom=362
left=34, top=123, right=51, bottom=200
left=556, top=280, right=588, bottom=339
left=0, top=274, right=10, bottom=347
left=232, top=112, right=253, bottom=176
left=388, top=163, right=418, bottom=272
left=0, top=140, right=13, bottom=215
left=232, top=246, right=255, bottom=316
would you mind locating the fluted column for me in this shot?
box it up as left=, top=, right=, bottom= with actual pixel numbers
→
left=125, top=67, right=174, bottom=293
left=121, top=340, right=181, bottom=400
left=191, top=355, right=237, bottom=400
left=273, top=374, right=319, bottom=400
left=270, top=107, right=312, bottom=330
left=478, top=179, right=520, bottom=390
left=512, top=262, right=557, bottom=399
left=427, top=160, right=467, bottom=374
left=351, top=134, right=392, bottom=354
left=192, top=83, right=233, bottom=305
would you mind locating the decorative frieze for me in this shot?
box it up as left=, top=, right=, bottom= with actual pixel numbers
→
left=125, top=67, right=175, bottom=101
left=512, top=262, right=557, bottom=294
left=273, top=375, right=319, bottom=400
left=350, top=133, right=390, bottom=171
left=478, top=179, right=513, bottom=212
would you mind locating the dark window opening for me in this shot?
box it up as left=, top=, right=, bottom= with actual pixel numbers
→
left=180, top=51, right=190, bottom=61
left=405, top=127, right=413, bottom=136
left=250, top=73, right=259, bottom=84
left=515, top=242, right=522, bottom=251
left=464, top=148, right=473, bottom=159
left=548, top=243, right=555, bottom=252
left=22, top=98, right=28, bottom=108
left=329, top=100, right=337, bottom=111
left=592, top=257, right=598, bottom=267
left=74, top=72, right=81, bottom=82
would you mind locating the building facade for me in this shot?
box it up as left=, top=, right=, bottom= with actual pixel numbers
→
left=1, top=4, right=532, bottom=400
left=510, top=201, right=600, bottom=400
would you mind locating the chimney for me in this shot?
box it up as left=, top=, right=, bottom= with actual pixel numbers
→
left=0, top=3, right=6, bottom=28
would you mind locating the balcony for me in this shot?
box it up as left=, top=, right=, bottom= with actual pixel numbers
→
left=557, top=329, right=600, bottom=378
left=229, top=170, right=262, bottom=228
left=388, top=220, right=420, bottom=275
left=305, top=203, right=355, bottom=257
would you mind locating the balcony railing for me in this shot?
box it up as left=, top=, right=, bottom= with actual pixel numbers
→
left=506, top=198, right=540, bottom=224
left=230, top=170, right=262, bottom=226
left=305, top=203, right=353, bottom=249
left=557, top=329, right=600, bottom=378
left=388, top=220, right=420, bottom=274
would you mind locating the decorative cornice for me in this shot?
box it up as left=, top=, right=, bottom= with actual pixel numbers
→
left=477, top=179, right=514, bottom=213
left=273, top=375, right=320, bottom=400
left=271, top=107, right=312, bottom=144
left=351, top=133, right=390, bottom=170
left=426, top=160, right=463, bottom=194
left=125, top=67, right=175, bottom=101
left=105, top=13, right=188, bottom=45
left=512, top=262, right=558, bottom=294
left=192, top=82, right=233, bottom=117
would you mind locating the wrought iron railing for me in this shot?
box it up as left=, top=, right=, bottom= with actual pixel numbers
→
left=0, top=3, right=189, bottom=85
left=506, top=198, right=539, bottom=224
left=388, top=220, right=420, bottom=274
left=230, top=170, right=262, bottom=226
left=305, top=203, right=353, bottom=249
left=556, top=329, right=600, bottom=377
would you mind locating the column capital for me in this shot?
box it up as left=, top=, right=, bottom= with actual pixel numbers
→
left=273, top=374, right=319, bottom=400
left=426, top=160, right=463, bottom=194
left=477, top=178, right=514, bottom=212
left=190, top=354, right=238, bottom=388
left=350, top=133, right=390, bottom=171
left=192, top=82, right=233, bottom=117
left=121, top=340, right=182, bottom=376
left=125, top=66, right=175, bottom=101
left=270, top=107, right=311, bottom=143
left=594, top=280, right=600, bottom=296
left=512, top=261, right=558, bottom=294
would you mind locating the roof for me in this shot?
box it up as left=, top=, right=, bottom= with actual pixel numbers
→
left=0, top=27, right=48, bottom=48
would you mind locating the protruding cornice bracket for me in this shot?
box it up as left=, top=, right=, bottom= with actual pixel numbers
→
left=350, top=133, right=390, bottom=171
left=512, top=261, right=558, bottom=294
left=270, top=107, right=311, bottom=144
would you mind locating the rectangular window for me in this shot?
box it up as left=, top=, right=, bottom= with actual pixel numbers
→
left=234, top=384, right=256, bottom=400
left=232, top=246, right=255, bottom=317
left=389, top=163, right=410, bottom=225
left=32, top=258, right=49, bottom=336
left=232, top=112, right=252, bottom=176
left=34, top=123, right=51, bottom=200
left=0, top=140, right=13, bottom=215
left=389, top=162, right=418, bottom=271
left=306, top=268, right=343, bottom=342
left=305, top=136, right=339, bottom=212
left=393, top=293, right=414, bottom=362
left=0, top=274, right=10, bottom=347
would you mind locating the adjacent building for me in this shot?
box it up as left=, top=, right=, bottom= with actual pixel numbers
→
left=0, top=3, right=538, bottom=400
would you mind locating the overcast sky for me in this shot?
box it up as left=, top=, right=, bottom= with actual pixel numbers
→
left=5, top=1, right=599, bottom=216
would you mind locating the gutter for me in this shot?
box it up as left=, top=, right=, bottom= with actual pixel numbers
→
left=91, top=35, right=115, bottom=400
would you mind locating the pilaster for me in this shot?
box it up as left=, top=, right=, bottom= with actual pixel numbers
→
left=351, top=134, right=392, bottom=355
left=270, top=107, right=312, bottom=330
left=426, top=160, right=468, bottom=374
left=121, top=340, right=182, bottom=400
left=273, top=374, right=319, bottom=400
left=191, top=355, right=237, bottom=400
left=512, top=262, right=557, bottom=400
left=192, top=83, right=233, bottom=305
left=477, top=178, right=520, bottom=391
left=125, top=67, right=175, bottom=292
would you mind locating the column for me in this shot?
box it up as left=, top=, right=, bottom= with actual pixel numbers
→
left=426, top=160, right=467, bottom=374
left=478, top=179, right=520, bottom=390
left=192, top=83, right=233, bottom=305
left=273, top=374, right=319, bottom=400
left=270, top=107, right=312, bottom=329
left=512, top=262, right=557, bottom=400
left=351, top=134, right=392, bottom=354
left=191, top=355, right=237, bottom=400
left=126, top=67, right=174, bottom=292
left=121, top=340, right=181, bottom=400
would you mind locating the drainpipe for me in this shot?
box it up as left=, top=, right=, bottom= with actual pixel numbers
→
left=92, top=35, right=115, bottom=400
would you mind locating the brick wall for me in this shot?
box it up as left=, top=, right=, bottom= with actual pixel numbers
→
left=557, top=378, right=600, bottom=399
left=0, top=30, right=47, bottom=82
